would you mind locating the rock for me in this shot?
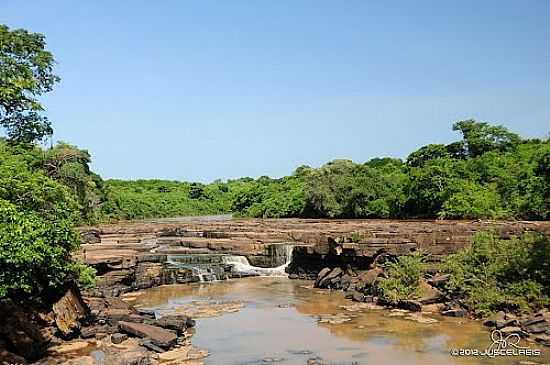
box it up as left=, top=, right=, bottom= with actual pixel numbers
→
left=111, top=333, right=128, bottom=344
left=157, top=345, right=209, bottom=363
left=118, top=321, right=177, bottom=349
left=483, top=319, right=496, bottom=327
left=52, top=286, right=89, bottom=338
left=340, top=274, right=352, bottom=291
left=140, top=339, right=166, bottom=353
left=441, top=308, right=467, bottom=317
left=317, top=267, right=343, bottom=288
left=314, top=268, right=331, bottom=287
left=500, top=326, right=525, bottom=336
left=155, top=315, right=195, bottom=334
left=136, top=309, right=156, bottom=318
left=534, top=334, right=550, bottom=347
left=418, top=280, right=444, bottom=305
left=289, top=273, right=299, bottom=279
left=80, top=325, right=107, bottom=339
left=496, top=318, right=518, bottom=330
left=522, top=323, right=548, bottom=334
left=397, top=300, right=422, bottom=312
left=427, top=274, right=450, bottom=287
left=0, top=301, right=49, bottom=361
left=521, top=316, right=546, bottom=327
left=350, top=290, right=365, bottom=302
left=49, top=341, right=90, bottom=354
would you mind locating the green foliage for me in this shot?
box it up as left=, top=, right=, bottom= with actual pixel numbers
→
left=453, top=120, right=521, bottom=157
left=0, top=145, right=82, bottom=299
left=439, top=182, right=508, bottom=219
left=407, top=144, right=450, bottom=167
left=43, top=142, right=108, bottom=222
left=375, top=252, right=426, bottom=303
left=442, top=232, right=550, bottom=317
left=75, top=263, right=97, bottom=289
left=83, top=120, right=548, bottom=222
left=0, top=25, right=59, bottom=144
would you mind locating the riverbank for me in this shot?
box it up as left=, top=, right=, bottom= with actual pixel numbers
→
left=2, top=218, right=549, bottom=364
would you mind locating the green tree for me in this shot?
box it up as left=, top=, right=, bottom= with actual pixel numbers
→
left=0, top=25, right=59, bottom=143
left=453, top=119, right=521, bottom=157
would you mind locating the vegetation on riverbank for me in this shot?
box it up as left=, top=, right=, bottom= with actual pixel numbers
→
left=442, top=231, right=550, bottom=317
left=373, top=232, right=550, bottom=317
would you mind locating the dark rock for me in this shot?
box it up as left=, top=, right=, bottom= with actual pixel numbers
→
left=136, top=309, right=156, bottom=319
left=351, top=290, right=365, bottom=302
left=0, top=301, right=49, bottom=361
left=441, top=308, right=467, bottom=317
left=483, top=319, right=496, bottom=327
left=500, top=326, right=526, bottom=337
left=111, top=333, right=128, bottom=344
left=521, top=316, right=546, bottom=327
left=140, top=339, right=166, bottom=353
left=427, top=274, right=450, bottom=287
left=496, top=319, right=518, bottom=330
left=397, top=300, right=422, bottom=312
left=154, top=315, right=194, bottom=334
left=340, top=274, right=352, bottom=291
left=522, top=323, right=548, bottom=334
left=314, top=267, right=332, bottom=288
left=118, top=321, right=177, bottom=349
left=317, top=267, right=343, bottom=288
left=534, top=334, right=550, bottom=347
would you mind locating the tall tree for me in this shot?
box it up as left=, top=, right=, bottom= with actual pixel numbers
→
left=0, top=25, right=59, bottom=143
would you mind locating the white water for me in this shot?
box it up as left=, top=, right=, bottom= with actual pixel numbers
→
left=222, top=245, right=294, bottom=277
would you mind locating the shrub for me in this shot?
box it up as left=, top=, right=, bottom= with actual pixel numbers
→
left=442, top=232, right=550, bottom=317
left=376, top=251, right=426, bottom=303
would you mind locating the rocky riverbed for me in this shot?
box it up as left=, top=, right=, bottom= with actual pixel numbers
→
left=1, top=218, right=549, bottom=364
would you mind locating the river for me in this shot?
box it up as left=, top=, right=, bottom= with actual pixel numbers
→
left=132, top=277, right=548, bottom=365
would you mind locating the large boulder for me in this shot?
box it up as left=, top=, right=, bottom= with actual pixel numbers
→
left=314, top=267, right=332, bottom=288
left=52, top=286, right=89, bottom=338
left=317, top=267, right=343, bottom=288
left=118, top=321, right=177, bottom=349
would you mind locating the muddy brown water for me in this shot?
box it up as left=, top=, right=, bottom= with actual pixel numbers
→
left=132, top=277, right=548, bottom=365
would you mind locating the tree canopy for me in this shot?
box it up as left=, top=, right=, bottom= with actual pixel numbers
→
left=0, top=25, right=59, bottom=144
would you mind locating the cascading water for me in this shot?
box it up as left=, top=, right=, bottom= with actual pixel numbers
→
left=222, top=245, right=294, bottom=277
left=166, top=254, right=224, bottom=282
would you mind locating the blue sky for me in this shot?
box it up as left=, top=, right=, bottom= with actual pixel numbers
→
left=2, top=1, right=549, bottom=182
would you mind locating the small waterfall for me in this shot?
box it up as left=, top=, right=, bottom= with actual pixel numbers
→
left=222, top=245, right=294, bottom=277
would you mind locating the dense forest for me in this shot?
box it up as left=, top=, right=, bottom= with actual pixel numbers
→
left=103, top=120, right=549, bottom=221
left=0, top=24, right=548, bottom=301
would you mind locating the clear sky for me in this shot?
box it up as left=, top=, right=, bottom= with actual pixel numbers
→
left=1, top=1, right=549, bottom=182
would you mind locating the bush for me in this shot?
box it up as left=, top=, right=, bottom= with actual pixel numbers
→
left=0, top=200, right=80, bottom=299
left=375, top=251, right=426, bottom=303
left=0, top=143, right=86, bottom=300
left=442, top=232, right=550, bottom=317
